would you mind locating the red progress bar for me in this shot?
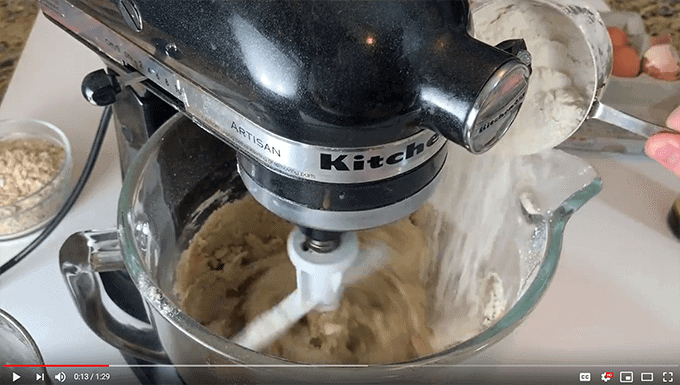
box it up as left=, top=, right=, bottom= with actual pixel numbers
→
left=3, top=365, right=109, bottom=368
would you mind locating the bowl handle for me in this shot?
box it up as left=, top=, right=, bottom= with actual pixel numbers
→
left=59, top=229, right=170, bottom=364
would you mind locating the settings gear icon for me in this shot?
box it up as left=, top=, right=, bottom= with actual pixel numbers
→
left=601, top=372, right=612, bottom=382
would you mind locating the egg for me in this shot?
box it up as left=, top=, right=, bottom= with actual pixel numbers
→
left=650, top=33, right=672, bottom=47
left=612, top=45, right=641, bottom=78
left=642, top=44, right=680, bottom=81
left=607, top=27, right=630, bottom=47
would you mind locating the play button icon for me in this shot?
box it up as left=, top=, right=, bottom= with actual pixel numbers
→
left=12, top=372, right=20, bottom=382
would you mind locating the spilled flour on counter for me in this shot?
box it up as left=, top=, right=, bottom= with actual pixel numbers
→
left=472, top=1, right=593, bottom=155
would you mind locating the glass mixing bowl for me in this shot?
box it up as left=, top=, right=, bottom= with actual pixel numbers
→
left=60, top=113, right=601, bottom=384
left=0, top=308, right=50, bottom=383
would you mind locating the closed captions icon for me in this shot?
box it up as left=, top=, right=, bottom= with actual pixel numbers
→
left=580, top=372, right=591, bottom=382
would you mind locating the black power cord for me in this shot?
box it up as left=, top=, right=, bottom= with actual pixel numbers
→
left=0, top=105, right=113, bottom=276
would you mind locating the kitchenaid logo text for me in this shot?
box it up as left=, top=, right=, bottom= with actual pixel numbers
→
left=320, top=134, right=440, bottom=171
left=476, top=88, right=526, bottom=135
left=231, top=122, right=281, bottom=157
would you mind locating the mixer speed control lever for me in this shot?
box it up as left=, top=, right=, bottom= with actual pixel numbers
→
left=82, top=69, right=145, bottom=106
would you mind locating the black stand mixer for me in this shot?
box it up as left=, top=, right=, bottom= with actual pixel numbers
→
left=41, top=0, right=531, bottom=370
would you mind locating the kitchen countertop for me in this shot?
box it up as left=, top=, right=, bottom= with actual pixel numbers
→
left=0, top=0, right=37, bottom=104
left=0, top=5, right=679, bottom=385
left=605, top=0, right=680, bottom=52
left=0, top=11, right=139, bottom=383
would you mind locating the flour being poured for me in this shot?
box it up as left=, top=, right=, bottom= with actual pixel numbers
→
left=173, top=1, right=587, bottom=365
left=174, top=143, right=529, bottom=362
left=473, top=1, right=592, bottom=155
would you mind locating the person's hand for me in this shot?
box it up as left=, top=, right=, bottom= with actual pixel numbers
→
left=645, top=105, right=680, bottom=177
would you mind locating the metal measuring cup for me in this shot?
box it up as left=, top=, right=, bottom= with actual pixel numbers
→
left=555, top=1, right=674, bottom=139
left=472, top=0, right=672, bottom=154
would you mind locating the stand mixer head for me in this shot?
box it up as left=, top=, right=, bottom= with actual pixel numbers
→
left=41, top=0, right=531, bottom=352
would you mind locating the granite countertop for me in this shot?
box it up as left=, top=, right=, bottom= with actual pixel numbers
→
left=606, top=0, right=680, bottom=52
left=0, top=1, right=677, bottom=104
left=0, top=0, right=38, bottom=104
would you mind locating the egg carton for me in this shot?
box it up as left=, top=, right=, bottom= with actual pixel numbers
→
left=559, top=11, right=680, bottom=154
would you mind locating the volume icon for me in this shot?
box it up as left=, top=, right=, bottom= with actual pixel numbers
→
left=55, top=372, right=66, bottom=383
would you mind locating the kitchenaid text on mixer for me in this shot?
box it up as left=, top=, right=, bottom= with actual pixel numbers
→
left=36, top=0, right=606, bottom=383
left=45, top=0, right=531, bottom=351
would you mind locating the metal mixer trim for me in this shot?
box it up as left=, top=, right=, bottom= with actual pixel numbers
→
left=238, top=160, right=445, bottom=232
left=40, top=0, right=446, bottom=185
left=465, top=60, right=530, bottom=153
left=236, top=144, right=448, bottom=212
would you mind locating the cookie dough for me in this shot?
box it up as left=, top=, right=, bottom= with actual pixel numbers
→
left=175, top=195, right=436, bottom=364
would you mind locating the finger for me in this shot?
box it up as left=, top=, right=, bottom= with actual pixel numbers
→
left=645, top=133, right=680, bottom=176
left=667, top=104, right=680, bottom=132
